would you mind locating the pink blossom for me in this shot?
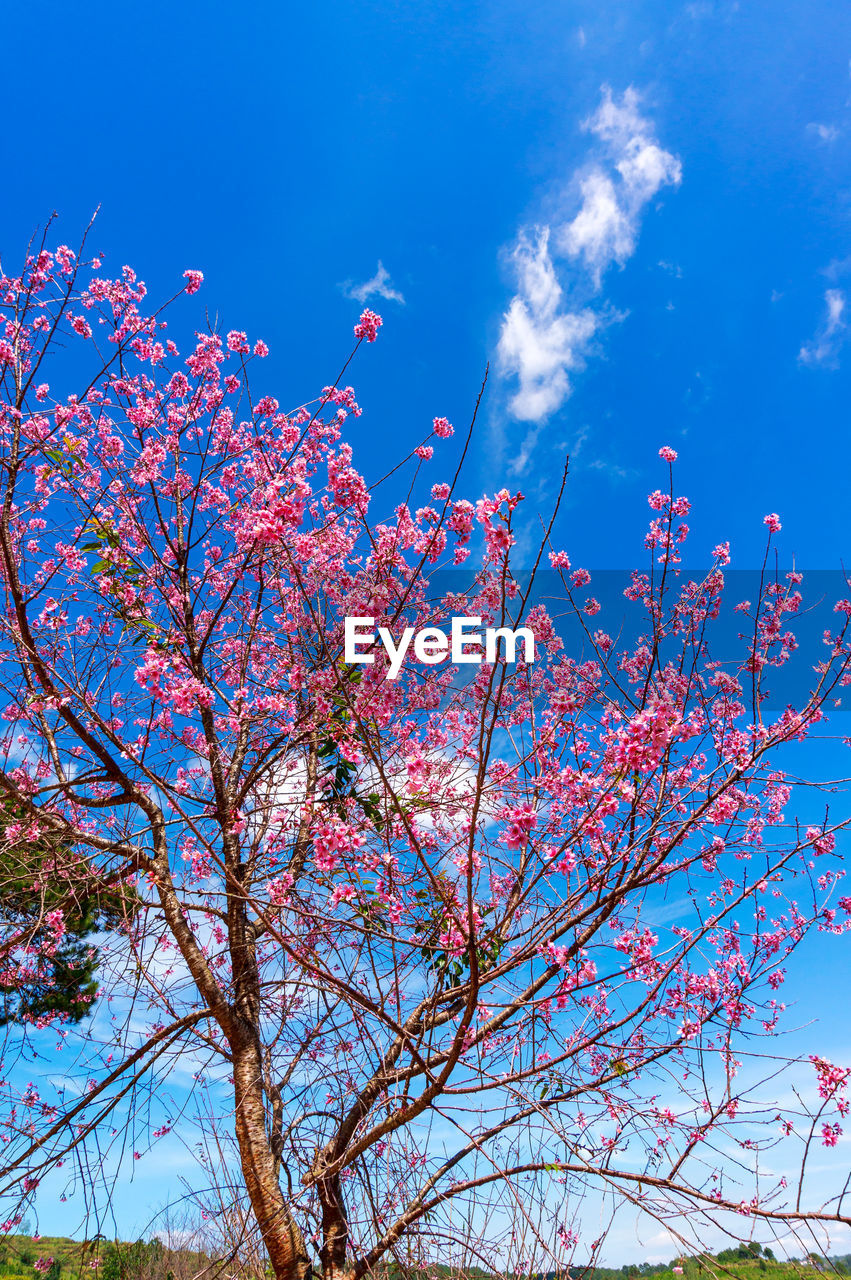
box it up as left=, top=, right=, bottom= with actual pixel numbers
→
left=432, top=416, right=454, bottom=438
left=55, top=244, right=76, bottom=273
left=329, top=883, right=356, bottom=908
left=227, top=330, right=250, bottom=354
left=354, top=309, right=383, bottom=342
left=821, top=1123, right=842, bottom=1147
left=183, top=269, right=204, bottom=294
left=763, top=512, right=782, bottom=533
left=70, top=314, right=92, bottom=339
left=134, top=647, right=175, bottom=699
left=255, top=396, right=279, bottom=416
left=659, top=445, right=678, bottom=461
left=806, top=826, right=835, bottom=857
left=447, top=499, right=474, bottom=542
left=503, top=803, right=538, bottom=849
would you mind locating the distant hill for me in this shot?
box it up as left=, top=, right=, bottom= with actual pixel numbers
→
left=0, top=1236, right=847, bottom=1280
left=0, top=1235, right=210, bottom=1280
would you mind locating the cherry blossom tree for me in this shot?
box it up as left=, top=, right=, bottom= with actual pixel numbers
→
left=0, top=226, right=850, bottom=1280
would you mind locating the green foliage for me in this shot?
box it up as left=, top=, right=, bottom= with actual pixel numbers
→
left=80, top=517, right=159, bottom=644
left=99, top=1238, right=163, bottom=1280
left=548, top=1251, right=839, bottom=1280
left=0, top=799, right=138, bottom=1025
left=318, top=663, right=387, bottom=831
left=0, top=1236, right=208, bottom=1280
left=717, top=1245, right=767, bottom=1265
left=417, top=893, right=505, bottom=991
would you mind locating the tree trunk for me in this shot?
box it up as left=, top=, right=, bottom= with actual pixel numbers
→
left=231, top=1029, right=313, bottom=1280
left=318, top=1173, right=352, bottom=1280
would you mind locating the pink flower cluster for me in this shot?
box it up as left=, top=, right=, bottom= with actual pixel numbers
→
left=503, top=803, right=537, bottom=849
left=329, top=882, right=356, bottom=908
left=611, top=701, right=682, bottom=774
left=312, top=818, right=365, bottom=875
left=354, top=309, right=382, bottom=342
left=811, top=1055, right=849, bottom=1112
left=822, top=1123, right=842, bottom=1147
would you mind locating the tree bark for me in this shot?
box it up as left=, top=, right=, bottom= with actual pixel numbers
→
left=231, top=1027, right=313, bottom=1280
left=318, top=1172, right=352, bottom=1280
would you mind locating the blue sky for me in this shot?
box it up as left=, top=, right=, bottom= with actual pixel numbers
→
left=4, top=0, right=851, bottom=1258
left=4, top=0, right=851, bottom=569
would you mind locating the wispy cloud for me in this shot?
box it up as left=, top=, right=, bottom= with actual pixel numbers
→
left=341, top=260, right=405, bottom=304
left=807, top=121, right=841, bottom=143
left=822, top=254, right=851, bottom=282
left=497, top=229, right=597, bottom=428
left=497, top=86, right=681, bottom=453
left=799, top=288, right=847, bottom=366
left=558, top=88, right=682, bottom=283
left=658, top=259, right=682, bottom=278
left=587, top=456, right=636, bottom=482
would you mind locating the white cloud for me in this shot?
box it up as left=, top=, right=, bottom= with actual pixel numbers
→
left=559, top=170, right=634, bottom=282
left=587, top=456, right=636, bottom=482
left=807, top=121, right=841, bottom=143
left=824, top=254, right=851, bottom=280
left=497, top=229, right=597, bottom=424
left=498, top=86, right=681, bottom=437
left=658, top=259, right=682, bottom=278
left=799, top=288, right=847, bottom=366
left=560, top=87, right=682, bottom=284
left=341, top=260, right=405, bottom=304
